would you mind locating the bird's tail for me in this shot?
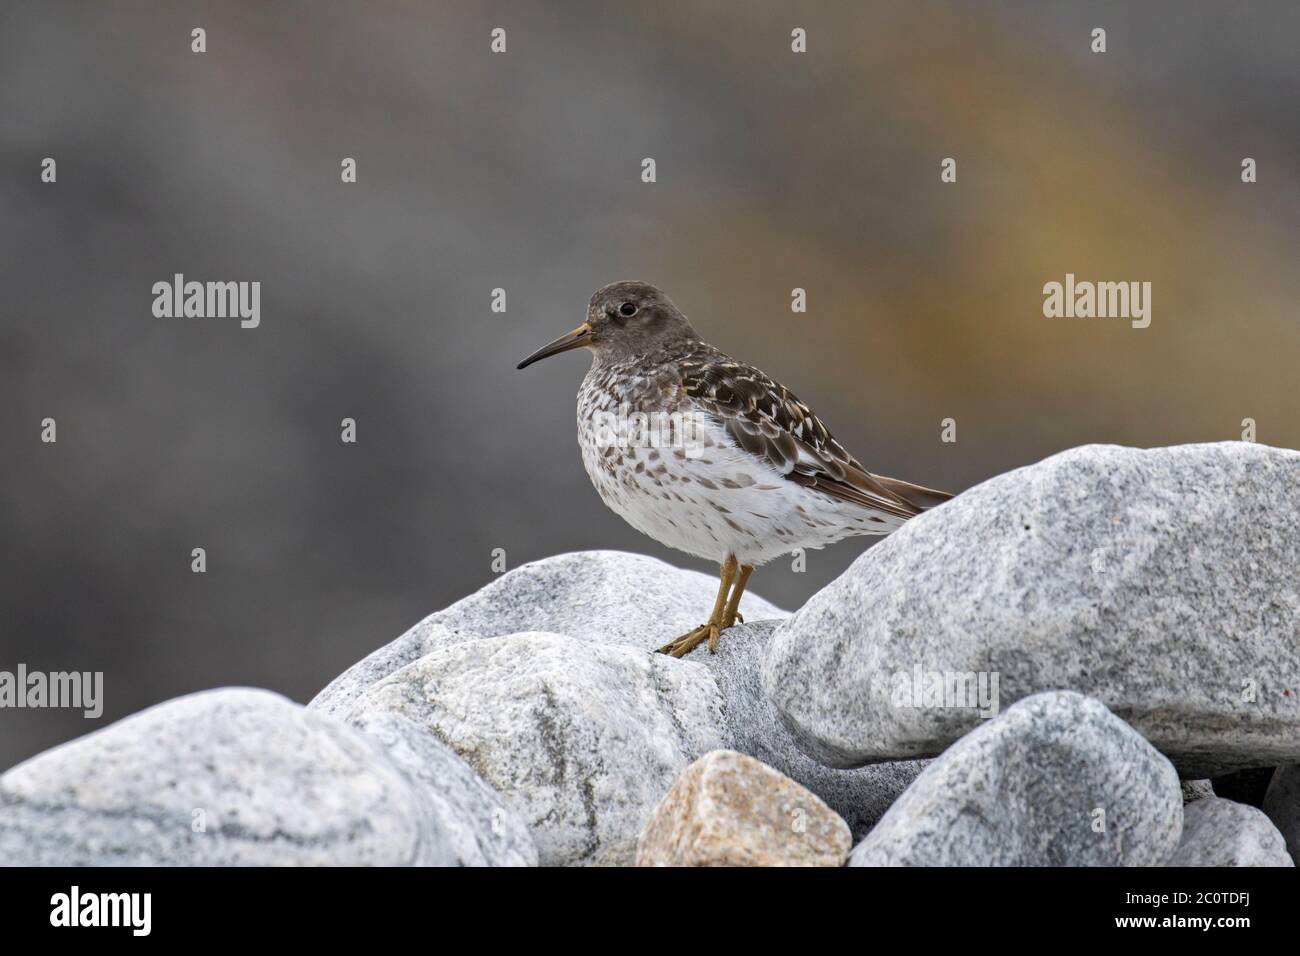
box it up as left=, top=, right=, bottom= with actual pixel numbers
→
left=871, top=475, right=954, bottom=513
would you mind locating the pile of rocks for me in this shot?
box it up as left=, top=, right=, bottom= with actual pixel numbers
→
left=2, top=442, right=1297, bottom=866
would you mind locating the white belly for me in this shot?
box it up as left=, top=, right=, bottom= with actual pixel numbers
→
left=576, top=382, right=899, bottom=566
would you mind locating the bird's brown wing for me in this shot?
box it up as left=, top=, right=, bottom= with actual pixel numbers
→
left=680, top=351, right=946, bottom=520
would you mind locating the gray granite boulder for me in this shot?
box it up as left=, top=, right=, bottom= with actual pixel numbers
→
left=342, top=631, right=728, bottom=866
left=765, top=442, right=1300, bottom=776
left=677, top=621, right=924, bottom=839
left=849, top=691, right=1183, bottom=866
left=1168, top=797, right=1293, bottom=867
left=314, top=551, right=910, bottom=846
left=350, top=712, right=537, bottom=866
left=0, top=688, right=521, bottom=866
left=1262, top=765, right=1300, bottom=863
left=312, top=550, right=785, bottom=717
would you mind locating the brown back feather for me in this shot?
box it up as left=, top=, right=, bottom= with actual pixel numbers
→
left=680, top=346, right=949, bottom=519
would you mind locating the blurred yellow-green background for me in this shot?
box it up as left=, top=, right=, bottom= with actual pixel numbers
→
left=2, top=0, right=1297, bottom=767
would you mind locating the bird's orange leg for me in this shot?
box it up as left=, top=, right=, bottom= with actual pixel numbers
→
left=714, top=564, right=754, bottom=650
left=658, top=555, right=737, bottom=657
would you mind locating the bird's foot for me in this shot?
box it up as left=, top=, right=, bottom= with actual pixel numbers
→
left=657, top=621, right=721, bottom=658
left=658, top=557, right=751, bottom=658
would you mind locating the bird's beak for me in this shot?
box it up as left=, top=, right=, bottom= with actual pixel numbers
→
left=516, top=323, right=594, bottom=369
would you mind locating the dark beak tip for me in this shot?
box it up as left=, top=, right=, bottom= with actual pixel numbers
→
left=515, top=325, right=592, bottom=371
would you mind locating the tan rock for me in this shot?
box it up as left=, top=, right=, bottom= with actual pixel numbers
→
left=636, top=750, right=851, bottom=867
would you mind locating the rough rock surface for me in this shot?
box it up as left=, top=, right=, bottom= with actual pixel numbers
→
left=1181, top=780, right=1215, bottom=804
left=0, top=688, right=495, bottom=865
left=315, top=552, right=912, bottom=848
left=677, top=621, right=923, bottom=839
left=1262, top=765, right=1300, bottom=863
left=342, top=631, right=727, bottom=866
left=350, top=712, right=537, bottom=866
left=849, top=691, right=1183, bottom=867
left=312, top=550, right=785, bottom=718
left=636, top=750, right=850, bottom=867
left=1168, top=797, right=1293, bottom=867
left=764, top=443, right=1300, bottom=775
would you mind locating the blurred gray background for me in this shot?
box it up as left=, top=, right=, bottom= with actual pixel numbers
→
left=2, top=0, right=1298, bottom=769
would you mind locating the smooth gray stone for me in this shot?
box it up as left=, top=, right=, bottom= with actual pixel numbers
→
left=0, top=688, right=484, bottom=865
left=764, top=443, right=1300, bottom=776
left=849, top=691, right=1183, bottom=867
left=343, top=631, right=728, bottom=866
left=312, top=550, right=785, bottom=717
left=1168, top=797, right=1293, bottom=867
left=350, top=712, right=537, bottom=866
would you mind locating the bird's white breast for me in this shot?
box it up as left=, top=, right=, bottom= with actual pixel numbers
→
left=575, top=364, right=899, bottom=566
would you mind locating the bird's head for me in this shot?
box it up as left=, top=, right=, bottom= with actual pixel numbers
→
left=516, top=281, right=700, bottom=369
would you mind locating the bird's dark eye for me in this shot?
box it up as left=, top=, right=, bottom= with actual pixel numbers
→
left=619, top=302, right=638, bottom=317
